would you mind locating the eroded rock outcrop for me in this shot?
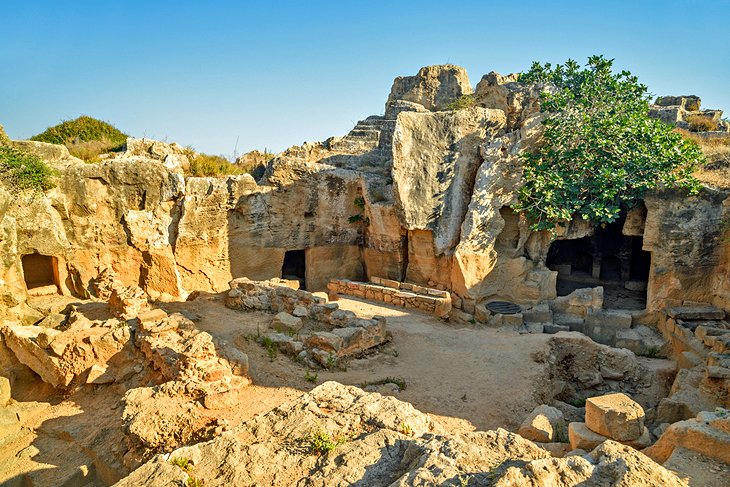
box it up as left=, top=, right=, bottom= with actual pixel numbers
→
left=115, top=382, right=688, bottom=486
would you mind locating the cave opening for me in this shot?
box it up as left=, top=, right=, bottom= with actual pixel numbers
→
left=281, top=249, right=306, bottom=290
left=546, top=216, right=650, bottom=309
left=21, top=253, right=60, bottom=294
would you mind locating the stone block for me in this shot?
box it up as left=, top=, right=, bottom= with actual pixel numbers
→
left=304, top=332, right=344, bottom=353
left=569, top=422, right=607, bottom=451
left=137, top=308, right=169, bottom=324
left=554, top=313, right=585, bottom=333
left=544, top=323, right=570, bottom=334
left=585, top=393, right=645, bottom=441
left=667, top=306, right=725, bottom=320
left=517, top=405, right=565, bottom=443
left=523, top=304, right=552, bottom=323
left=503, top=313, right=523, bottom=327
left=615, top=329, right=642, bottom=354
left=271, top=312, right=303, bottom=334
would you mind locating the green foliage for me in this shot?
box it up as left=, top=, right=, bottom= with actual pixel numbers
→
left=301, top=429, right=346, bottom=456
left=31, top=115, right=128, bottom=161
left=304, top=370, right=318, bottom=383
left=261, top=336, right=277, bottom=361
left=187, top=476, right=204, bottom=487
left=169, top=457, right=193, bottom=473
left=514, top=56, right=703, bottom=230
left=325, top=353, right=337, bottom=369
left=445, top=94, right=475, bottom=111
left=348, top=214, right=364, bottom=224
left=0, top=145, right=56, bottom=193
left=187, top=152, right=245, bottom=177
left=353, top=196, right=365, bottom=210
left=399, top=422, right=413, bottom=436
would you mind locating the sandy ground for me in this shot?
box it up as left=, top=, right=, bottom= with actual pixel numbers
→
left=3, top=293, right=726, bottom=486
left=163, top=293, right=553, bottom=432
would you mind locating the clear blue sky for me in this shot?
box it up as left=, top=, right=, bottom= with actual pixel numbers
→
left=1, top=0, right=728, bottom=157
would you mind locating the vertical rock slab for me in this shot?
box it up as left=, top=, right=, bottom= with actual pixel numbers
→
left=392, top=107, right=506, bottom=256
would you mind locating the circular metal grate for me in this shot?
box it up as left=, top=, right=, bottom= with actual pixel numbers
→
left=486, top=300, right=522, bottom=315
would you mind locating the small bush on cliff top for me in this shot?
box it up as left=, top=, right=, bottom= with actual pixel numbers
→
left=0, top=145, right=56, bottom=193
left=445, top=94, right=475, bottom=111
left=31, top=115, right=128, bottom=162
left=514, top=55, right=703, bottom=230
left=185, top=150, right=245, bottom=177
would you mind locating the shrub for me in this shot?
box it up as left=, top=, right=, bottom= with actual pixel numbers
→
left=514, top=56, right=703, bottom=231
left=261, top=336, right=277, bottom=361
left=169, top=456, right=193, bottom=473
left=685, top=114, right=718, bottom=132
left=304, top=371, right=318, bottom=383
left=445, top=94, right=475, bottom=111
left=187, top=153, right=245, bottom=177
left=31, top=115, right=128, bottom=162
left=0, top=145, right=56, bottom=193
left=301, top=429, right=346, bottom=455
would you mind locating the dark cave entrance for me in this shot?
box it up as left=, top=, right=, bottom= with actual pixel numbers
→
left=281, top=249, right=307, bottom=290
left=21, top=253, right=60, bottom=293
left=546, top=216, right=650, bottom=309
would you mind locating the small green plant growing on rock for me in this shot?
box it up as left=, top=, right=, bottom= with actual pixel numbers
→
left=301, top=429, right=346, bottom=456
left=353, top=196, right=365, bottom=210
left=0, top=145, right=56, bottom=193
left=445, top=94, right=475, bottom=111
left=304, top=371, right=318, bottom=383
left=187, top=476, right=204, bottom=487
left=325, top=353, right=337, bottom=369
left=514, top=55, right=703, bottom=231
left=399, top=422, right=413, bottom=436
left=169, top=456, right=193, bottom=473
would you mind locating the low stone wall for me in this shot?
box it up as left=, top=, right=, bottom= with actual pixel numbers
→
left=225, top=278, right=389, bottom=368
left=327, top=277, right=452, bottom=318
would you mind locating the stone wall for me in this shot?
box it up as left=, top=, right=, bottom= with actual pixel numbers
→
left=326, top=277, right=452, bottom=318
left=225, top=278, right=389, bottom=367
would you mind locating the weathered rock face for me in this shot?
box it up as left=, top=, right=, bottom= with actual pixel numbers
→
left=644, top=188, right=730, bottom=311
left=386, top=64, right=473, bottom=115
left=115, top=382, right=688, bottom=486
left=1, top=63, right=729, bottom=322
left=392, top=107, right=506, bottom=255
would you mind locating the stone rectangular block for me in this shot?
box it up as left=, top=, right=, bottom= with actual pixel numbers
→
left=569, top=422, right=607, bottom=451
left=585, top=393, right=645, bottom=441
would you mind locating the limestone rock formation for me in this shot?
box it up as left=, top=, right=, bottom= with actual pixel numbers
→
left=115, top=382, right=688, bottom=486
left=386, top=64, right=473, bottom=114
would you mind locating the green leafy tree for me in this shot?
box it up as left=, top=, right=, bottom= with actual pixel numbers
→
left=514, top=55, right=702, bottom=230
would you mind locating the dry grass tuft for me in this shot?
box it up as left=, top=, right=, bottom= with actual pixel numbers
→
left=685, top=114, right=719, bottom=132
left=677, top=129, right=730, bottom=189
left=186, top=152, right=245, bottom=177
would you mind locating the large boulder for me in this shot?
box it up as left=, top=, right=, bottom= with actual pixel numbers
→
left=585, top=393, right=645, bottom=442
